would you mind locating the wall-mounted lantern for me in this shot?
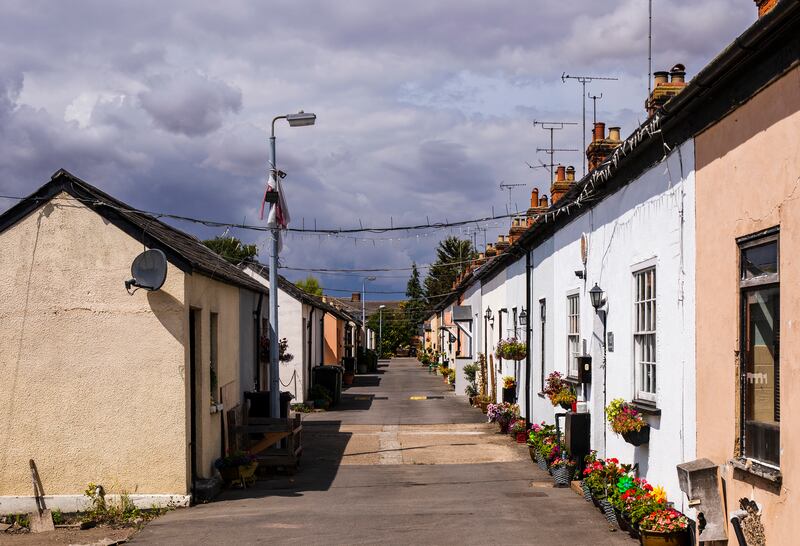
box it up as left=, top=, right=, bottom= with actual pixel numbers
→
left=519, top=308, right=528, bottom=326
left=589, top=283, right=606, bottom=310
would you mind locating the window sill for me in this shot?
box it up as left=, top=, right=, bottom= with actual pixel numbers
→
left=537, top=392, right=546, bottom=399
left=730, top=458, right=782, bottom=486
left=630, top=400, right=661, bottom=416
left=564, top=376, right=581, bottom=385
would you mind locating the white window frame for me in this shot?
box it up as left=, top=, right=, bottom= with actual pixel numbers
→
left=633, top=265, right=657, bottom=403
left=567, top=292, right=580, bottom=378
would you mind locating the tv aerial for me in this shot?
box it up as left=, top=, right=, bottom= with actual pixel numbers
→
left=125, top=249, right=168, bottom=294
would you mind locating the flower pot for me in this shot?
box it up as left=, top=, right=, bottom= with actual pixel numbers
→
left=599, top=498, right=619, bottom=529
left=558, top=401, right=572, bottom=411
left=551, top=465, right=572, bottom=487
left=502, top=387, right=516, bottom=404
left=515, top=432, right=527, bottom=443
left=499, top=421, right=510, bottom=434
left=480, top=401, right=489, bottom=414
left=528, top=446, right=537, bottom=463
left=343, top=372, right=355, bottom=386
left=580, top=481, right=592, bottom=502
left=640, top=529, right=690, bottom=546
left=622, top=425, right=650, bottom=446
left=613, top=508, right=631, bottom=533
left=536, top=452, right=548, bottom=471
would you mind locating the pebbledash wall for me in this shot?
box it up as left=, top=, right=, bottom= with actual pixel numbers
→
left=0, top=195, right=191, bottom=510
left=528, top=140, right=696, bottom=511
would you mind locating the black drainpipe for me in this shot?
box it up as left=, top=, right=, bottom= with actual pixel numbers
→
left=319, top=311, right=326, bottom=366
left=525, top=251, right=532, bottom=424
left=307, top=307, right=315, bottom=394
left=254, top=293, right=264, bottom=391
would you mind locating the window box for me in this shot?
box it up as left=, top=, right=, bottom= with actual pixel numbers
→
left=622, top=425, right=650, bottom=446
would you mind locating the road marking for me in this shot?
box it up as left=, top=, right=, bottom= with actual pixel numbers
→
left=409, top=396, right=427, bottom=400
left=379, top=425, right=403, bottom=464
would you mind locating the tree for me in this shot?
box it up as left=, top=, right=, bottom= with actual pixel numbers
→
left=405, top=262, right=426, bottom=329
left=295, top=276, right=323, bottom=296
left=203, top=235, right=257, bottom=264
left=424, top=237, right=477, bottom=307
left=367, top=306, right=413, bottom=357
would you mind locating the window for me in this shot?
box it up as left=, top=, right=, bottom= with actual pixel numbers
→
left=567, top=294, right=580, bottom=378
left=539, top=299, right=546, bottom=390
left=634, top=268, right=657, bottom=402
left=210, top=312, right=219, bottom=403
left=455, top=320, right=473, bottom=358
left=739, top=231, right=779, bottom=467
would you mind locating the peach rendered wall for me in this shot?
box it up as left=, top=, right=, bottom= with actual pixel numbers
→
left=695, top=65, right=800, bottom=542
left=0, top=195, right=188, bottom=501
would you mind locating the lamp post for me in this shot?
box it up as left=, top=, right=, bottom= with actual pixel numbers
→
left=362, top=276, right=376, bottom=350
left=267, top=111, right=316, bottom=419
left=378, top=304, right=386, bottom=358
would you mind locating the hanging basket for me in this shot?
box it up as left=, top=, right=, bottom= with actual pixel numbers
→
left=622, top=425, right=651, bottom=446
left=551, top=465, right=572, bottom=487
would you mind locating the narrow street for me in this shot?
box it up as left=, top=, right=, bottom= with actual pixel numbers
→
left=134, top=358, right=634, bottom=545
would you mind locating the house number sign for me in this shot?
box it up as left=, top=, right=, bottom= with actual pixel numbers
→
left=607, top=332, right=614, bottom=352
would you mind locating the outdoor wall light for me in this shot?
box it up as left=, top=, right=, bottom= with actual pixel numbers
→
left=286, top=111, right=317, bottom=127
left=484, top=306, right=492, bottom=320
left=589, top=283, right=606, bottom=310
left=518, top=308, right=528, bottom=326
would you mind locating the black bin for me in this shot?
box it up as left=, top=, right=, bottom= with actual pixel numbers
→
left=312, top=365, right=343, bottom=406
left=342, top=356, right=356, bottom=373
left=565, top=412, right=591, bottom=472
left=244, top=390, right=292, bottom=419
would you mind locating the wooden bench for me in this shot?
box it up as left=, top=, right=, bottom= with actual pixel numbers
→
left=227, top=405, right=303, bottom=474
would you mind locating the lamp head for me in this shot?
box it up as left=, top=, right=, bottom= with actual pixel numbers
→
left=589, top=283, right=605, bottom=310
left=286, top=111, right=317, bottom=127
left=519, top=308, right=528, bottom=326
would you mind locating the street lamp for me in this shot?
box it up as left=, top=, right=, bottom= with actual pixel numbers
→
left=267, top=110, right=316, bottom=419
left=519, top=308, right=528, bottom=326
left=378, top=304, right=386, bottom=358
left=362, top=276, right=376, bottom=350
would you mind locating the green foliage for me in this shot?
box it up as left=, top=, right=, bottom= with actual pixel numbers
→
left=404, top=262, right=427, bottom=329
left=51, top=509, right=64, bottom=525
left=295, top=276, right=323, bottom=296
left=367, top=306, right=413, bottom=357
left=423, top=237, right=477, bottom=306
left=82, top=483, right=146, bottom=525
left=202, top=235, right=258, bottom=264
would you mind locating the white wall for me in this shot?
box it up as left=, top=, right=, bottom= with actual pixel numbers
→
left=454, top=282, right=482, bottom=396
left=529, top=140, right=696, bottom=504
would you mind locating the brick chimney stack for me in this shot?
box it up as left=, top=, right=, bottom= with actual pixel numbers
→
left=485, top=243, right=497, bottom=257
left=551, top=165, right=575, bottom=205
left=755, top=0, right=778, bottom=17
left=586, top=122, right=622, bottom=171
left=526, top=187, right=549, bottom=224
left=495, top=234, right=510, bottom=253
left=646, top=64, right=688, bottom=117
left=351, top=292, right=361, bottom=302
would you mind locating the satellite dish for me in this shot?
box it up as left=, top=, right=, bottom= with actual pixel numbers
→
left=125, top=249, right=167, bottom=292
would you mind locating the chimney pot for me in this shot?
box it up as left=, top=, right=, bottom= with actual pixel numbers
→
left=556, top=165, right=566, bottom=182
left=531, top=188, right=539, bottom=208
left=653, top=71, right=669, bottom=86
left=608, top=127, right=621, bottom=141
left=592, top=122, right=606, bottom=142
left=539, top=195, right=548, bottom=208
left=566, top=166, right=575, bottom=182
left=670, top=64, right=686, bottom=83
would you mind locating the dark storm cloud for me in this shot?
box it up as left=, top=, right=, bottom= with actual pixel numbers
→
left=0, top=0, right=755, bottom=294
left=139, top=71, right=242, bottom=136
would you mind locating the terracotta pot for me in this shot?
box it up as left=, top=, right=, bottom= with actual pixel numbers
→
left=639, top=529, right=690, bottom=546
left=343, top=372, right=355, bottom=386
left=515, top=432, right=527, bottom=443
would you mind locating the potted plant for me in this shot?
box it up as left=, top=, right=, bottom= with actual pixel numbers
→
left=501, top=375, right=517, bottom=404
left=638, top=509, right=691, bottom=546
left=550, top=457, right=577, bottom=487
left=538, top=435, right=561, bottom=471
left=606, top=398, right=650, bottom=445
left=544, top=371, right=577, bottom=410
left=527, top=422, right=555, bottom=468
left=310, top=384, right=333, bottom=410
left=510, top=419, right=528, bottom=443
left=592, top=458, right=631, bottom=528
left=486, top=402, right=520, bottom=434
left=214, top=451, right=258, bottom=486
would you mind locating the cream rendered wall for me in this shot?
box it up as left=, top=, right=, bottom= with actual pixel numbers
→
left=185, top=273, right=241, bottom=481
left=0, top=195, right=188, bottom=504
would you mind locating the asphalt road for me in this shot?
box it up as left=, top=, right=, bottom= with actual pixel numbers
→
left=133, top=358, right=635, bottom=545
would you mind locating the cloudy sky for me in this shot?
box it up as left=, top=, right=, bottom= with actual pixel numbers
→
left=0, top=0, right=754, bottom=298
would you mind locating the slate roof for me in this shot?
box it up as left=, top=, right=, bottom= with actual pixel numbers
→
left=243, top=262, right=358, bottom=323
left=0, top=169, right=266, bottom=294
